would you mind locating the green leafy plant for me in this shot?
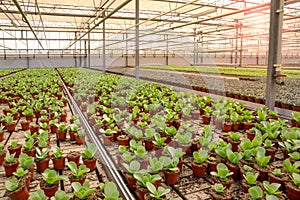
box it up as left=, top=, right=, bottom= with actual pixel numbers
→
left=5, top=177, right=21, bottom=192
left=263, top=181, right=281, bottom=196
left=175, top=132, right=192, bottom=145
left=52, top=146, right=64, bottom=159
left=161, top=156, right=179, bottom=172
left=29, top=189, right=47, bottom=200
left=23, top=138, right=35, bottom=151
left=72, top=181, right=96, bottom=200
left=13, top=167, right=28, bottom=178
left=100, top=182, right=122, bottom=200
left=145, top=127, right=156, bottom=140
left=134, top=145, right=147, bottom=159
left=50, top=190, right=72, bottom=200
left=226, top=149, right=243, bottom=165
left=283, top=159, right=300, bottom=174
left=230, top=132, right=241, bottom=141
left=248, top=186, right=263, bottom=200
left=289, top=152, right=300, bottom=161
left=193, top=149, right=208, bottom=164
left=149, top=157, right=163, bottom=173
left=11, top=141, right=18, bottom=148
left=82, top=143, right=97, bottom=160
left=4, top=152, right=17, bottom=164
left=146, top=182, right=170, bottom=200
left=134, top=172, right=161, bottom=188
left=164, top=146, right=185, bottom=159
left=272, top=168, right=284, bottom=178
left=18, top=153, right=34, bottom=170
left=121, top=152, right=136, bottom=163
left=123, top=160, right=141, bottom=175
left=291, top=173, right=300, bottom=188
left=213, top=183, right=225, bottom=193
left=66, top=162, right=90, bottom=179
left=153, top=133, right=166, bottom=147
left=42, top=169, right=68, bottom=185
left=36, top=148, right=49, bottom=162
left=244, top=172, right=259, bottom=186
left=255, top=153, right=271, bottom=168
left=210, top=163, right=233, bottom=182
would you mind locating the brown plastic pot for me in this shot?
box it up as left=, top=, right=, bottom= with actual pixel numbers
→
left=67, top=151, right=81, bottom=166
left=69, top=173, right=86, bottom=185
left=35, top=158, right=50, bottom=173
left=50, top=125, right=58, bottom=133
left=117, top=135, right=129, bottom=146
left=202, top=115, right=211, bottom=125
left=124, top=173, right=136, bottom=190
left=227, top=162, right=240, bottom=181
left=4, top=161, right=19, bottom=176
left=222, top=122, right=232, bottom=132
left=41, top=182, right=59, bottom=198
left=69, top=131, right=77, bottom=141
left=6, top=123, right=16, bottom=132
left=286, top=182, right=300, bottom=200
left=75, top=135, right=85, bottom=145
left=0, top=150, right=6, bottom=165
left=56, top=130, right=67, bottom=141
left=192, top=161, right=207, bottom=178
left=23, top=148, right=36, bottom=157
left=20, top=121, right=30, bottom=131
left=164, top=170, right=179, bottom=185
left=144, top=139, right=154, bottom=151
left=254, top=164, right=268, bottom=182
left=52, top=156, right=66, bottom=170
left=103, top=134, right=113, bottom=145
left=83, top=158, right=97, bottom=171
left=8, top=185, right=29, bottom=200
left=137, top=185, right=148, bottom=200
left=268, top=172, right=288, bottom=191
left=0, top=132, right=4, bottom=142
left=8, top=144, right=22, bottom=158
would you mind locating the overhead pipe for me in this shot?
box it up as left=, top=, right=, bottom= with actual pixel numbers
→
left=65, top=0, right=132, bottom=50
left=11, top=0, right=44, bottom=49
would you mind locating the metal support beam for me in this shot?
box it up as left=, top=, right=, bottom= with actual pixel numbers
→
left=266, top=0, right=284, bottom=110
left=239, top=26, right=243, bottom=67
left=103, top=20, right=106, bottom=73
left=88, top=25, right=91, bottom=68
left=166, top=34, right=169, bottom=65
left=135, top=0, right=140, bottom=80
left=125, top=32, right=128, bottom=67
left=11, top=0, right=44, bottom=49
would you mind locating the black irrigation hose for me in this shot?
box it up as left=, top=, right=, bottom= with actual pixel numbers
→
left=55, top=70, right=136, bottom=200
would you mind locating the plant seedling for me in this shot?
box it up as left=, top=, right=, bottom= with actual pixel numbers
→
left=248, top=186, right=263, bottom=200
left=5, top=177, right=21, bottom=192
left=50, top=190, right=72, bottom=200
left=82, top=143, right=97, bottom=160
left=123, top=160, right=141, bottom=175
left=193, top=149, right=208, bottom=164
left=52, top=146, right=64, bottom=159
left=66, top=162, right=90, bottom=179
left=29, top=189, right=47, bottom=200
left=42, top=169, right=68, bottom=185
left=146, top=182, right=170, bottom=200
left=263, top=181, right=281, bottom=196
left=72, top=181, right=96, bottom=199
left=213, top=183, right=225, bottom=193
left=243, top=172, right=259, bottom=186
left=99, top=182, right=122, bottom=200
left=210, top=163, right=233, bottom=182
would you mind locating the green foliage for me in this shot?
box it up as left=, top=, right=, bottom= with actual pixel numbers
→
left=226, top=149, right=243, bottom=165
left=292, top=112, right=300, bottom=123
left=121, top=152, right=135, bottom=163
left=273, top=168, right=284, bottom=178
left=82, top=143, right=97, bottom=160
left=210, top=163, right=233, bottom=182
left=193, top=149, right=208, bottom=164
left=66, top=162, right=90, bottom=179
left=23, top=138, right=35, bottom=151
left=19, top=153, right=34, bottom=170
left=134, top=172, right=161, bottom=188
left=4, top=152, right=16, bottom=163
left=134, top=145, right=147, bottom=159
left=42, top=169, right=68, bottom=185
left=145, top=128, right=156, bottom=140
left=263, top=181, right=281, bottom=196
left=153, top=133, right=166, bottom=147
left=255, top=151, right=271, bottom=168
left=146, top=182, right=170, bottom=200
left=72, top=182, right=96, bottom=200
left=244, top=172, right=259, bottom=186
left=36, top=148, right=49, bottom=162
left=123, top=160, right=141, bottom=175
left=289, top=152, right=300, bottom=161
left=149, top=157, right=163, bottom=173
left=102, top=182, right=122, bottom=200
left=230, top=132, right=241, bottom=141
left=161, top=156, right=179, bottom=172
left=249, top=186, right=263, bottom=200
left=213, top=183, right=225, bottom=193
left=164, top=146, right=185, bottom=159
left=52, top=146, right=64, bottom=159
left=50, top=190, right=72, bottom=200
left=283, top=159, right=300, bottom=174
left=291, top=173, right=300, bottom=188
left=11, top=141, right=18, bottom=148
left=175, top=132, right=192, bottom=145
left=29, top=189, right=47, bottom=200
left=5, top=177, right=21, bottom=192
left=13, top=167, right=28, bottom=178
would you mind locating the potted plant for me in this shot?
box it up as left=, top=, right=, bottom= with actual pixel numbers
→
left=286, top=173, right=300, bottom=200
left=4, top=115, right=16, bottom=132
left=146, top=182, right=170, bottom=200
left=50, top=190, right=72, bottom=200
left=144, top=127, right=156, bottom=150
left=75, top=129, right=85, bottom=145
left=175, top=132, right=192, bottom=155
left=71, top=181, right=96, bottom=200
left=66, top=161, right=90, bottom=185
left=192, top=149, right=208, bottom=177
left=50, top=119, right=59, bottom=133
left=20, top=119, right=30, bottom=131
left=3, top=152, right=19, bottom=176
left=67, top=151, right=81, bottom=166
left=202, top=106, right=212, bottom=124
left=51, top=146, right=66, bottom=170
left=161, top=156, right=180, bottom=185
left=134, top=172, right=162, bottom=200
left=0, top=145, right=6, bottom=165
left=99, top=182, right=122, bottom=200
left=18, top=153, right=35, bottom=181
left=23, top=108, right=34, bottom=122
left=22, top=138, right=36, bottom=157
left=82, top=143, right=97, bottom=171
left=35, top=148, right=50, bottom=173
left=117, top=134, right=130, bottom=146
left=123, top=160, right=141, bottom=190
left=268, top=168, right=288, bottom=191
left=69, top=124, right=78, bottom=141
left=241, top=172, right=259, bottom=192
left=210, top=163, right=233, bottom=188
left=13, top=167, right=30, bottom=189
left=8, top=141, right=22, bottom=158
left=263, top=181, right=283, bottom=199
left=41, top=169, right=68, bottom=198
left=254, top=149, right=271, bottom=182
left=153, top=133, right=166, bottom=157
left=5, top=177, right=29, bottom=200
left=247, top=186, right=263, bottom=200
left=56, top=123, right=68, bottom=141
left=211, top=183, right=232, bottom=200
left=228, top=132, right=241, bottom=152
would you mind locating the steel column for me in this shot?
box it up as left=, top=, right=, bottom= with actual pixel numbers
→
left=135, top=0, right=140, bottom=80
left=265, top=0, right=284, bottom=110
left=103, top=20, right=106, bottom=73
left=88, top=25, right=91, bottom=68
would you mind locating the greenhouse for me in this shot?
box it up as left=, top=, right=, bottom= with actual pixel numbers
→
left=0, top=0, right=299, bottom=199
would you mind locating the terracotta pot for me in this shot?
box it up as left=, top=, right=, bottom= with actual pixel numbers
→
left=192, top=161, right=207, bottom=178
left=35, top=158, right=50, bottom=173
left=229, top=140, right=241, bottom=152
left=26, top=115, right=34, bottom=122
left=8, top=144, right=22, bottom=158
left=254, top=164, right=269, bottom=182
left=227, top=162, right=240, bottom=180
left=41, top=182, right=59, bottom=198
left=21, top=121, right=30, bottom=130
left=231, top=122, right=240, bottom=131
left=52, top=157, right=66, bottom=170
left=137, top=185, right=148, bottom=200
left=241, top=179, right=251, bottom=193
left=206, top=158, right=219, bottom=173
left=56, top=130, right=67, bottom=141
left=3, top=161, right=19, bottom=176
left=6, top=123, right=16, bottom=132
left=164, top=170, right=179, bottom=185
left=244, top=122, right=254, bottom=131
left=268, top=173, right=288, bottom=191
left=214, top=120, right=223, bottom=129
left=0, top=151, right=6, bottom=165
left=75, top=135, right=85, bottom=145
left=35, top=111, right=41, bottom=118
left=23, top=148, right=36, bottom=157
left=60, top=114, right=67, bottom=122
left=8, top=185, right=29, bottom=200
left=153, top=145, right=164, bottom=157
left=246, top=130, right=255, bottom=141
left=29, top=166, right=34, bottom=181
left=30, top=126, right=40, bottom=134
left=83, top=158, right=97, bottom=171
left=144, top=139, right=154, bottom=150
left=69, top=131, right=77, bottom=141
left=286, top=182, right=300, bottom=200
left=191, top=141, right=200, bottom=153
left=202, top=115, right=211, bottom=124
left=103, top=135, right=114, bottom=145
left=222, top=122, right=232, bottom=132
left=50, top=125, right=58, bottom=133
left=266, top=147, right=276, bottom=162
left=125, top=173, right=136, bottom=190
left=69, top=173, right=86, bottom=185
left=67, top=152, right=81, bottom=166
left=117, top=135, right=129, bottom=146
left=0, top=132, right=4, bottom=142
